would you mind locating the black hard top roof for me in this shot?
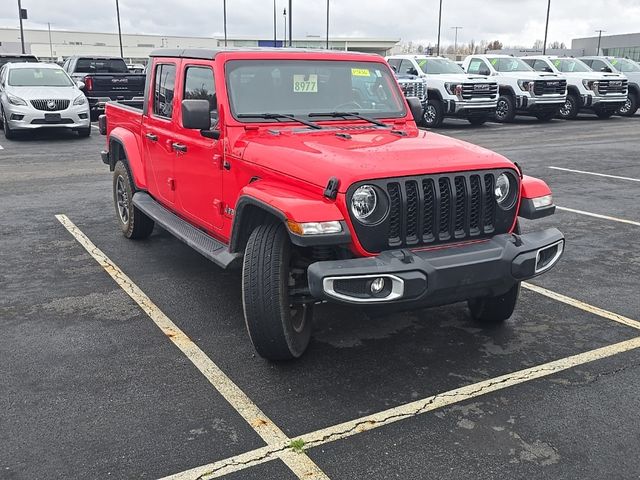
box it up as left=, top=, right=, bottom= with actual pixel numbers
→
left=149, top=47, right=373, bottom=60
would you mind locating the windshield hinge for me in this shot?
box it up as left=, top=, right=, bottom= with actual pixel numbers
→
left=323, top=177, right=340, bottom=200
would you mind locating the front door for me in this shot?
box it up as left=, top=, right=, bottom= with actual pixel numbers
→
left=173, top=62, right=224, bottom=230
left=144, top=62, right=178, bottom=206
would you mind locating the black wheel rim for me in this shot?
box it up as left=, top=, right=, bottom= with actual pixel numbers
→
left=116, top=175, right=130, bottom=224
left=496, top=99, right=508, bottom=119
left=559, top=99, right=572, bottom=117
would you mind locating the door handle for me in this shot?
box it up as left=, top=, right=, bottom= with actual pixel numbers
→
left=145, top=133, right=158, bottom=141
left=172, top=142, right=187, bottom=153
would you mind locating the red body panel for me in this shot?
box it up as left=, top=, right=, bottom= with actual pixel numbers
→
left=521, top=175, right=553, bottom=199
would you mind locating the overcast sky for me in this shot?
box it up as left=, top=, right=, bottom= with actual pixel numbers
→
left=2, top=0, right=640, bottom=47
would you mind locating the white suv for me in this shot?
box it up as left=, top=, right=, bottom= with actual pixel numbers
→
left=386, top=55, right=497, bottom=127
left=522, top=56, right=628, bottom=119
left=462, top=54, right=567, bottom=122
left=579, top=56, right=639, bottom=116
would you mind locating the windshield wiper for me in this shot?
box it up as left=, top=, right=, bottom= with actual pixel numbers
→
left=308, top=111, right=389, bottom=128
left=237, top=112, right=323, bottom=130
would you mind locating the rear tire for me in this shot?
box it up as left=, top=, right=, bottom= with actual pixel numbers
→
left=468, top=283, right=520, bottom=324
left=558, top=93, right=579, bottom=119
left=2, top=108, right=16, bottom=140
left=113, top=160, right=154, bottom=239
left=468, top=115, right=488, bottom=126
left=617, top=93, right=638, bottom=117
left=242, top=223, right=313, bottom=360
left=422, top=99, right=445, bottom=128
left=494, top=95, right=516, bottom=123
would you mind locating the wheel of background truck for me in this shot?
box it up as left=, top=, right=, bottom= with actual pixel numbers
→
left=617, top=93, right=638, bottom=117
left=468, top=282, right=521, bottom=324
left=77, top=127, right=91, bottom=138
left=2, top=108, right=16, bottom=140
left=558, top=93, right=579, bottom=119
left=595, top=107, right=614, bottom=119
left=242, top=222, right=313, bottom=361
left=422, top=99, right=445, bottom=128
left=90, top=111, right=99, bottom=122
left=535, top=110, right=557, bottom=122
left=112, top=160, right=154, bottom=239
left=468, top=115, right=488, bottom=126
left=494, top=95, right=516, bottom=123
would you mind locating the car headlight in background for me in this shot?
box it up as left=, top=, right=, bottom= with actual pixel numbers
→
left=494, top=172, right=518, bottom=210
left=7, top=94, right=27, bottom=106
left=517, top=80, right=535, bottom=93
left=582, top=80, right=599, bottom=91
left=444, top=83, right=463, bottom=96
left=351, top=185, right=378, bottom=221
left=73, top=95, right=87, bottom=106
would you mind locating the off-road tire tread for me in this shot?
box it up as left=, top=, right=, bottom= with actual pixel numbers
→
left=113, top=160, right=154, bottom=239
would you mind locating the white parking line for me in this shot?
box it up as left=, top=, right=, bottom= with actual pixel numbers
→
left=549, top=166, right=640, bottom=183
left=556, top=206, right=640, bottom=227
left=0, top=143, right=4, bottom=150
left=171, top=335, right=640, bottom=479
left=91, top=125, right=100, bottom=130
left=55, top=214, right=329, bottom=480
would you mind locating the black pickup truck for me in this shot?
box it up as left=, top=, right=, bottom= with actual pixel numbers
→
left=62, top=56, right=145, bottom=119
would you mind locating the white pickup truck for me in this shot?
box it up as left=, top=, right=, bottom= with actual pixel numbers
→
left=579, top=56, right=639, bottom=116
left=522, top=56, right=628, bottom=119
left=462, top=54, right=567, bottom=122
left=386, top=55, right=498, bottom=127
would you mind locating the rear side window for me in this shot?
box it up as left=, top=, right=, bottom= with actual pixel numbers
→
left=153, top=63, right=177, bottom=118
left=75, top=58, right=129, bottom=73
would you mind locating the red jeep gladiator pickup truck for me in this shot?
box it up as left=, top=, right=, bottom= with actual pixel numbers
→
left=100, top=48, right=564, bottom=360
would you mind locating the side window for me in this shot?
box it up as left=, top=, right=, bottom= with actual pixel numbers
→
left=153, top=63, right=177, bottom=119
left=398, top=59, right=416, bottom=75
left=532, top=60, right=548, bottom=72
left=387, top=58, right=401, bottom=72
left=522, top=59, right=535, bottom=68
left=467, top=58, right=488, bottom=75
left=183, top=66, right=217, bottom=125
left=581, top=59, right=593, bottom=68
left=590, top=60, right=608, bottom=72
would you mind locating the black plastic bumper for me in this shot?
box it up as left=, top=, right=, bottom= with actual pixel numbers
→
left=307, top=228, right=564, bottom=307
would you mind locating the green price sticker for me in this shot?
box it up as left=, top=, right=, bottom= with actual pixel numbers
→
left=293, top=74, right=318, bottom=93
left=490, top=58, right=498, bottom=66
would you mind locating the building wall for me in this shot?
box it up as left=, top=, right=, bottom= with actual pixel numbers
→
left=572, top=32, right=640, bottom=60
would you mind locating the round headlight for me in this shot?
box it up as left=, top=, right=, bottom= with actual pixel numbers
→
left=351, top=185, right=377, bottom=220
left=494, top=173, right=510, bottom=205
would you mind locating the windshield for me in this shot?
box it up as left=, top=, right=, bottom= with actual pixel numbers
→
left=417, top=58, right=464, bottom=74
left=226, top=60, right=406, bottom=121
left=75, top=58, right=129, bottom=73
left=552, top=58, right=591, bottom=73
left=489, top=57, right=533, bottom=72
left=612, top=58, right=640, bottom=73
left=8, top=67, right=73, bottom=87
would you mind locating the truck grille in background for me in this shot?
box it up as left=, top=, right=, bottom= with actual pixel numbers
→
left=399, top=81, right=426, bottom=100
left=533, top=80, right=566, bottom=96
left=30, top=99, right=70, bottom=111
left=461, top=83, right=498, bottom=99
left=598, top=79, right=628, bottom=94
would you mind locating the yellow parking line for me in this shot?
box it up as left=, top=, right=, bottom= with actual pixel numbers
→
left=556, top=206, right=640, bottom=227
left=55, top=214, right=329, bottom=480
left=170, top=336, right=640, bottom=479
left=523, top=282, right=640, bottom=331
left=549, top=166, right=640, bottom=183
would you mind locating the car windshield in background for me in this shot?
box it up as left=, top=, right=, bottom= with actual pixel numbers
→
left=226, top=60, right=406, bottom=121
left=612, top=58, right=640, bottom=73
left=553, top=58, right=591, bottom=73
left=75, top=58, right=129, bottom=74
left=418, top=58, right=465, bottom=74
left=8, top=67, right=73, bottom=87
left=489, top=57, right=533, bottom=72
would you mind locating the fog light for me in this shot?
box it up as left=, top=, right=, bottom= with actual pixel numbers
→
left=10, top=114, right=24, bottom=121
left=370, top=277, right=385, bottom=294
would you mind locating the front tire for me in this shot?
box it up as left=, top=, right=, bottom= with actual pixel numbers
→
left=2, top=108, right=16, bottom=140
left=242, top=223, right=313, bottom=360
left=113, top=160, right=154, bottom=239
left=494, top=95, right=516, bottom=123
left=617, top=93, right=638, bottom=117
left=558, top=93, right=579, bottom=119
left=468, top=283, right=520, bottom=324
left=422, top=99, right=445, bottom=128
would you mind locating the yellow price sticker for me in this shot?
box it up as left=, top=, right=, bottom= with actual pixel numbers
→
left=351, top=68, right=371, bottom=77
left=293, top=74, right=318, bottom=93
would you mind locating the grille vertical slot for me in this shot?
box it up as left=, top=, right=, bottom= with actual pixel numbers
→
left=387, top=182, right=402, bottom=246
left=438, top=178, right=452, bottom=241
left=483, top=174, right=496, bottom=233
left=469, top=175, right=482, bottom=235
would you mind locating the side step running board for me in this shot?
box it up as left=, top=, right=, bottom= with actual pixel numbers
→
left=132, top=192, right=241, bottom=269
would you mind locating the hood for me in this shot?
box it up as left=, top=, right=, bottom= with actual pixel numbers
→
left=7, top=85, right=80, bottom=101
left=498, top=71, right=563, bottom=81
left=430, top=73, right=495, bottom=83
left=237, top=127, right=514, bottom=192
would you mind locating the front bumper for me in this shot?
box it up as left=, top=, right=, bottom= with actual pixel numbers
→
left=308, top=228, right=564, bottom=307
left=4, top=101, right=90, bottom=130
left=445, top=98, right=498, bottom=116
left=581, top=93, right=627, bottom=108
left=517, top=94, right=565, bottom=111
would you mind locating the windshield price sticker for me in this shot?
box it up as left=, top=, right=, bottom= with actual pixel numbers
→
left=293, top=74, right=318, bottom=93
left=351, top=68, right=371, bottom=77
left=553, top=60, right=561, bottom=67
left=490, top=58, right=498, bottom=66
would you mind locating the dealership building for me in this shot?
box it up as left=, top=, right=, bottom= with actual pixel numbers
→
left=0, top=27, right=399, bottom=63
left=571, top=32, right=640, bottom=61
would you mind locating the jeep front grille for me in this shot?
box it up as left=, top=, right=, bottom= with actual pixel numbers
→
left=598, top=79, right=628, bottom=95
left=347, top=170, right=518, bottom=253
left=461, top=83, right=498, bottom=99
left=533, top=80, right=566, bottom=96
left=30, top=99, right=70, bottom=111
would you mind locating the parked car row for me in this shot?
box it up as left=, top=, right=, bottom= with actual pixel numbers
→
left=386, top=54, right=640, bottom=127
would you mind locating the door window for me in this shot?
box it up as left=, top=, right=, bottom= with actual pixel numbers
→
left=183, top=66, right=217, bottom=126
left=590, top=60, right=608, bottom=72
left=387, top=58, right=401, bottom=72
left=467, top=58, right=489, bottom=75
left=153, top=63, right=177, bottom=119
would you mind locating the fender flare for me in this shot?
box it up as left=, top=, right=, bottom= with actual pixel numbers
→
left=109, top=127, right=147, bottom=190
left=498, top=85, right=517, bottom=97
left=519, top=175, right=555, bottom=220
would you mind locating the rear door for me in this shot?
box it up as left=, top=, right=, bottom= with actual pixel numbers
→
left=144, top=60, right=179, bottom=207
left=172, top=62, right=224, bottom=230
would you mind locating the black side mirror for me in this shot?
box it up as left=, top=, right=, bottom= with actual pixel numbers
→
left=182, top=99, right=211, bottom=130
left=601, top=67, right=612, bottom=73
left=479, top=68, right=490, bottom=76
left=390, top=64, right=397, bottom=72
left=544, top=67, right=553, bottom=73
left=408, top=68, right=419, bottom=76
left=406, top=97, right=424, bottom=123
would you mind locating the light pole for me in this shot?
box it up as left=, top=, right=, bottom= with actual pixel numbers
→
left=436, top=0, right=443, bottom=56
left=283, top=8, right=287, bottom=46
left=115, top=0, right=123, bottom=57
left=288, top=0, right=292, bottom=47
left=223, top=0, right=227, bottom=46
left=326, top=0, right=329, bottom=50
left=595, top=29, right=606, bottom=54
left=451, top=26, right=462, bottom=58
left=17, top=0, right=25, bottom=54
left=273, top=0, right=277, bottom=46
left=543, top=0, right=551, bottom=54
left=47, top=22, right=53, bottom=60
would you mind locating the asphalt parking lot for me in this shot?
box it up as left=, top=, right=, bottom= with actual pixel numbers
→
left=1, top=112, right=639, bottom=480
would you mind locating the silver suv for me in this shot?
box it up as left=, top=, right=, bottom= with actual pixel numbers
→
left=0, top=62, right=90, bottom=139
